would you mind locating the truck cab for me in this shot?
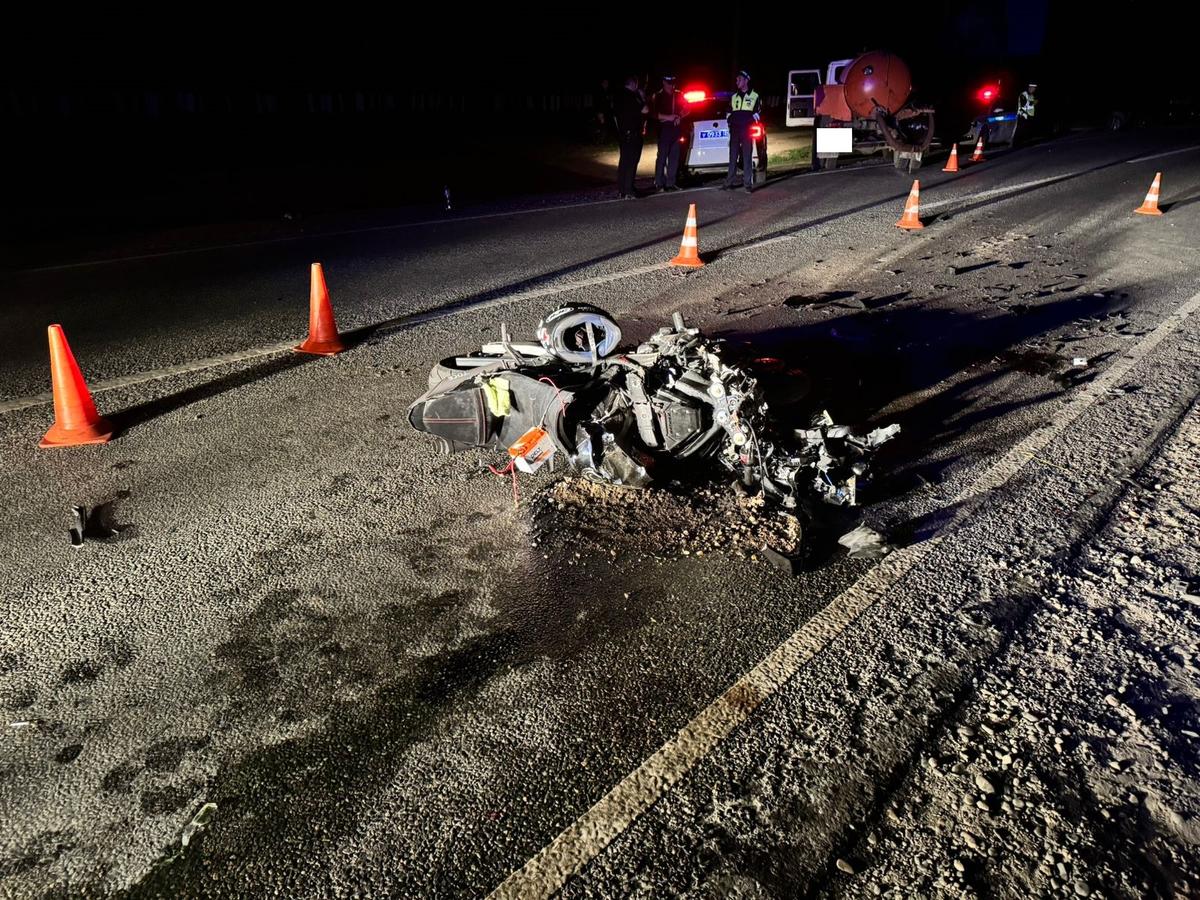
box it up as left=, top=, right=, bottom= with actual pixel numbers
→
left=785, top=69, right=822, bottom=126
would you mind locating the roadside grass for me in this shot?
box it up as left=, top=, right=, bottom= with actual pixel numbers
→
left=769, top=146, right=812, bottom=166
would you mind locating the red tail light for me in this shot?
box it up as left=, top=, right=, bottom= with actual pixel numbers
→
left=976, top=84, right=999, bottom=104
left=750, top=124, right=764, bottom=139
left=683, top=89, right=707, bottom=103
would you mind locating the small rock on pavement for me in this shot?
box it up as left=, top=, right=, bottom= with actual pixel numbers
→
left=1074, top=880, right=1091, bottom=897
left=836, top=858, right=857, bottom=875
left=974, top=773, right=996, bottom=794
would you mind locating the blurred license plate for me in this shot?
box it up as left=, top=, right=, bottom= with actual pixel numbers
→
left=699, top=130, right=728, bottom=140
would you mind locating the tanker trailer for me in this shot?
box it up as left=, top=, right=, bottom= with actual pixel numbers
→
left=809, top=51, right=935, bottom=173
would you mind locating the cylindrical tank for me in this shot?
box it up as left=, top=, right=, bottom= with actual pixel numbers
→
left=842, top=51, right=913, bottom=118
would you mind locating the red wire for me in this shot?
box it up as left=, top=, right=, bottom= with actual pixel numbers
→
left=487, top=459, right=520, bottom=507
left=538, top=376, right=567, bottom=416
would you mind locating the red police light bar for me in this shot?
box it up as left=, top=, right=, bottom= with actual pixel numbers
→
left=977, top=84, right=1000, bottom=104
left=750, top=123, right=764, bottom=139
left=683, top=89, right=707, bottom=103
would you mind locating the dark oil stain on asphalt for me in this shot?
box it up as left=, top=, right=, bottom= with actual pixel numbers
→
left=145, top=737, right=211, bottom=773
left=121, top=496, right=664, bottom=898
left=140, top=781, right=206, bottom=816
left=54, top=744, right=84, bottom=764
left=123, top=584, right=535, bottom=899
left=61, top=660, right=104, bottom=685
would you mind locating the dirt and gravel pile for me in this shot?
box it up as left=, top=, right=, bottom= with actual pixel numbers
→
left=533, top=477, right=802, bottom=561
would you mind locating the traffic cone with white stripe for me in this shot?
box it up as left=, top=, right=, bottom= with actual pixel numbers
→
left=895, top=180, right=924, bottom=230
left=295, top=262, right=347, bottom=356
left=943, top=143, right=959, bottom=173
left=39, top=325, right=115, bottom=448
left=1134, top=172, right=1163, bottom=216
left=669, top=204, right=704, bottom=268
left=970, top=136, right=985, bottom=163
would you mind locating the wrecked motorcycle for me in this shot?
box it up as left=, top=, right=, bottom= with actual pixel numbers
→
left=407, top=304, right=899, bottom=511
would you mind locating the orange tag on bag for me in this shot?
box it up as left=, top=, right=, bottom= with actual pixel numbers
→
left=508, top=427, right=555, bottom=473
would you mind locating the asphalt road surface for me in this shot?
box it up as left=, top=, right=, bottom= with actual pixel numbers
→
left=3, top=130, right=1200, bottom=898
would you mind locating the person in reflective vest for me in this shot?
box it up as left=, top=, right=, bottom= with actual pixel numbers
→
left=1018, top=83, right=1038, bottom=120
left=722, top=70, right=761, bottom=193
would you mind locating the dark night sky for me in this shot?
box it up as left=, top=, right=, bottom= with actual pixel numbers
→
left=2, top=0, right=1192, bottom=241
left=5, top=1, right=1172, bottom=89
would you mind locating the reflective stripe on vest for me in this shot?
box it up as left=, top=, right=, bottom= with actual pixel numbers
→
left=731, top=90, right=759, bottom=111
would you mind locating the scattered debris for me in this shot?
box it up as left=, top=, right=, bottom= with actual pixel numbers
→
left=838, top=524, right=893, bottom=560
left=69, top=505, right=86, bottom=547
left=536, top=479, right=802, bottom=561
left=66, top=497, right=131, bottom=547
left=762, top=546, right=804, bottom=575
left=181, top=802, right=217, bottom=848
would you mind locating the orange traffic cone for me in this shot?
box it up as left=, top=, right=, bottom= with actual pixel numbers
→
left=1135, top=172, right=1164, bottom=216
left=39, top=325, right=114, bottom=448
left=943, top=143, right=959, bottom=173
left=895, top=180, right=924, bottom=230
left=669, top=204, right=704, bottom=268
left=970, top=137, right=985, bottom=163
left=295, top=262, right=346, bottom=355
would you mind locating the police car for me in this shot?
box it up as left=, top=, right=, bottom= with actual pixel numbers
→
left=678, top=87, right=766, bottom=181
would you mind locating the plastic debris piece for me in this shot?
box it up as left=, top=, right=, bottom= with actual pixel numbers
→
left=866, top=424, right=902, bottom=447
left=1072, top=357, right=1089, bottom=368
left=181, top=802, right=217, bottom=848
left=838, top=524, right=893, bottom=560
left=69, top=505, right=87, bottom=547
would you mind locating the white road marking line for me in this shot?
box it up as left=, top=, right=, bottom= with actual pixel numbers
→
left=0, top=341, right=297, bottom=414
left=1125, top=145, right=1200, bottom=164
left=14, top=165, right=880, bottom=274
left=488, top=287, right=1200, bottom=899
left=15, top=200, right=631, bottom=273
left=920, top=173, right=1074, bottom=211
left=0, top=263, right=668, bottom=415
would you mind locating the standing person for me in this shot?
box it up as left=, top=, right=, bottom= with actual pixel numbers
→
left=651, top=75, right=686, bottom=192
left=614, top=75, right=648, bottom=200
left=1016, top=82, right=1038, bottom=143
left=721, top=69, right=761, bottom=194
left=592, top=77, right=614, bottom=144
left=1017, top=83, right=1038, bottom=122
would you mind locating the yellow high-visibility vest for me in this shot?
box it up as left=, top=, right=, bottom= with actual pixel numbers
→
left=731, top=91, right=760, bottom=111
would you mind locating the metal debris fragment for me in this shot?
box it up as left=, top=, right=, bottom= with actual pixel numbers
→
left=838, top=524, right=893, bottom=560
